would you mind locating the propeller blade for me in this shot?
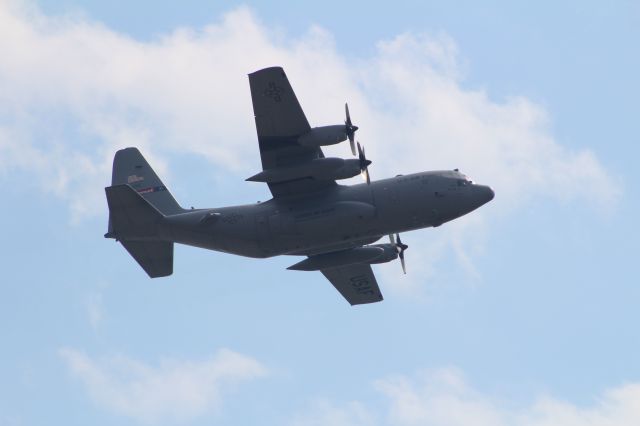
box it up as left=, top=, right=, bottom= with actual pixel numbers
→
left=345, top=103, right=358, bottom=156
left=357, top=142, right=371, bottom=184
left=397, top=235, right=408, bottom=251
left=363, top=146, right=370, bottom=184
left=393, top=233, right=408, bottom=274
left=345, top=103, right=351, bottom=125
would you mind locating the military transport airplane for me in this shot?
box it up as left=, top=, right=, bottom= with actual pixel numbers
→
left=104, top=66, right=494, bottom=305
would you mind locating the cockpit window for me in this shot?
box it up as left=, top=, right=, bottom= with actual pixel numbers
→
left=452, top=170, right=474, bottom=185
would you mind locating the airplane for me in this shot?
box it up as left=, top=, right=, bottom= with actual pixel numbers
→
left=104, top=66, right=494, bottom=305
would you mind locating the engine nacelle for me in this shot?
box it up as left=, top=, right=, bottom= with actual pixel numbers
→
left=287, top=243, right=398, bottom=271
left=298, top=125, right=347, bottom=147
left=368, top=244, right=400, bottom=264
left=247, top=157, right=361, bottom=183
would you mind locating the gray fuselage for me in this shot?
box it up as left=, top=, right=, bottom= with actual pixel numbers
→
left=159, top=170, right=494, bottom=258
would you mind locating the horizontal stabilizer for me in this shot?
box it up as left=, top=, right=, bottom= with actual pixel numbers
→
left=105, top=184, right=174, bottom=278
left=120, top=240, right=173, bottom=278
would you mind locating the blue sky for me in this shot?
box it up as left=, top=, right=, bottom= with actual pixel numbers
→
left=1, top=1, right=639, bottom=425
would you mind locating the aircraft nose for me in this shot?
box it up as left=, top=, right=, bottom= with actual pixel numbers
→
left=476, top=185, right=495, bottom=204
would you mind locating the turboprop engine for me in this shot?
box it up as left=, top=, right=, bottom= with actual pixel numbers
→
left=287, top=234, right=409, bottom=272
left=298, top=125, right=348, bottom=148
left=287, top=244, right=399, bottom=271
left=246, top=157, right=370, bottom=183
left=297, top=103, right=360, bottom=156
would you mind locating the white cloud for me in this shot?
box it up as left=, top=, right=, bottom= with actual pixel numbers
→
left=374, top=368, right=509, bottom=426
left=291, top=368, right=640, bottom=426
left=59, top=347, right=267, bottom=423
left=0, top=0, right=618, bottom=218
left=0, top=0, right=620, bottom=293
left=376, top=369, right=640, bottom=426
left=85, top=291, right=103, bottom=330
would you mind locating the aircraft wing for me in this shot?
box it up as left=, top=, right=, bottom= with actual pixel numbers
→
left=321, top=264, right=384, bottom=305
left=248, top=67, right=337, bottom=197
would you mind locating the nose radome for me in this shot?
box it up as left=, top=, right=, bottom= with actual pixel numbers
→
left=476, top=185, right=495, bottom=203
left=485, top=186, right=495, bottom=202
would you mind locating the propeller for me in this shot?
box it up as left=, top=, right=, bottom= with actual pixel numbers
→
left=389, top=233, right=409, bottom=274
left=345, top=103, right=359, bottom=156
left=357, top=141, right=371, bottom=184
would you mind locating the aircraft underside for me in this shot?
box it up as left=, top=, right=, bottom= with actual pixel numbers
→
left=104, top=66, right=494, bottom=305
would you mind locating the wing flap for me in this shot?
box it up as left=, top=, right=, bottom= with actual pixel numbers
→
left=321, top=264, right=383, bottom=305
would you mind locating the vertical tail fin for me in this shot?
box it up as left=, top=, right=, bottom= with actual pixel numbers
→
left=111, top=147, right=184, bottom=215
